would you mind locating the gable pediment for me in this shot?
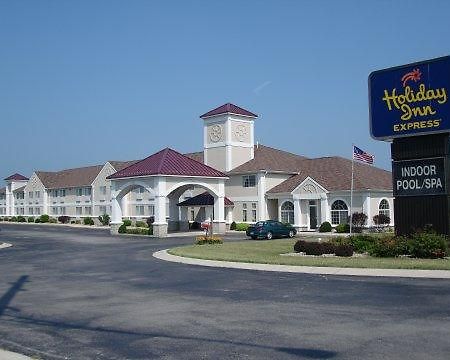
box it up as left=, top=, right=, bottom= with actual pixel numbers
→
left=292, top=177, right=327, bottom=195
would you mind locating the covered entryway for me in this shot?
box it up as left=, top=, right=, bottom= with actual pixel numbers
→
left=107, top=148, right=228, bottom=237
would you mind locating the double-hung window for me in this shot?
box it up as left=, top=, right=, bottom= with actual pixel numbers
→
left=242, top=175, right=256, bottom=187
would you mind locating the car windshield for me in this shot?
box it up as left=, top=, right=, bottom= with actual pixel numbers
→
left=255, top=221, right=265, bottom=227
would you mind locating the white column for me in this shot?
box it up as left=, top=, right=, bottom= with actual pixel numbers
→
left=5, top=184, right=12, bottom=216
left=321, top=197, right=329, bottom=224
left=154, top=195, right=167, bottom=224
left=121, top=195, right=129, bottom=217
left=294, top=198, right=302, bottom=228
left=213, top=196, right=226, bottom=234
left=363, top=194, right=371, bottom=227
left=227, top=207, right=233, bottom=224
left=257, top=172, right=267, bottom=221
left=111, top=196, right=122, bottom=224
left=43, top=190, right=49, bottom=216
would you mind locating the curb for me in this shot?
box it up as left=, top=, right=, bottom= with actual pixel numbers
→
left=0, top=349, right=32, bottom=360
left=153, top=250, right=450, bottom=279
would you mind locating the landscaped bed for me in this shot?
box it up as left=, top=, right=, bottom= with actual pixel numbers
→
left=168, top=239, right=450, bottom=270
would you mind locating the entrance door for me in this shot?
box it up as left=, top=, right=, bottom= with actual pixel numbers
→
left=309, top=201, right=317, bottom=230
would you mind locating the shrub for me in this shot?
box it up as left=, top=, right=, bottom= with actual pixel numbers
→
left=319, top=221, right=332, bottom=233
left=369, top=236, right=408, bottom=258
left=146, top=216, right=155, bottom=227
left=34, top=218, right=41, bottom=223
left=58, top=216, right=71, bottom=224
left=118, top=224, right=127, bottom=233
left=230, top=221, right=237, bottom=230
left=40, top=214, right=50, bottom=223
left=195, top=236, right=223, bottom=245
left=49, top=218, right=57, bottom=223
left=17, top=216, right=26, bottom=223
left=98, top=214, right=110, bottom=226
left=135, top=221, right=148, bottom=228
left=335, top=223, right=350, bottom=233
left=83, top=217, right=94, bottom=226
left=351, top=212, right=367, bottom=228
left=235, top=223, right=250, bottom=231
left=293, top=240, right=353, bottom=257
left=373, top=214, right=390, bottom=226
left=123, top=219, right=132, bottom=227
left=349, top=234, right=377, bottom=253
left=407, top=231, right=448, bottom=258
left=10, top=216, right=18, bottom=222
left=27, top=217, right=34, bottom=223
left=126, top=227, right=152, bottom=235
left=190, top=221, right=201, bottom=230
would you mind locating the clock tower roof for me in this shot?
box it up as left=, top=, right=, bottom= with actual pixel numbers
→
left=200, top=103, right=258, bottom=119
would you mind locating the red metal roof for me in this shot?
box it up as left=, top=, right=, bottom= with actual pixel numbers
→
left=200, top=103, right=258, bottom=118
left=177, top=192, right=234, bottom=207
left=4, top=173, right=28, bottom=181
left=107, top=148, right=227, bottom=179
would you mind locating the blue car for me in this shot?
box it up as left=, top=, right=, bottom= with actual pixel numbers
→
left=246, top=220, right=297, bottom=240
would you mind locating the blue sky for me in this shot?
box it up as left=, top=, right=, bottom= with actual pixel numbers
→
left=1, top=0, right=449, bottom=181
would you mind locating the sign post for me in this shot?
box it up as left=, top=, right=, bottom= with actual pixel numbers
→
left=369, top=56, right=450, bottom=235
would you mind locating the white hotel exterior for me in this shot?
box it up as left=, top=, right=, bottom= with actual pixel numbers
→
left=0, top=103, right=393, bottom=236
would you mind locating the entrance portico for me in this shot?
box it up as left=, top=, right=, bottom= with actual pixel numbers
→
left=107, top=148, right=228, bottom=237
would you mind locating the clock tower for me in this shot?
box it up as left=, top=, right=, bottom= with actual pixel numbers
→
left=200, top=103, right=257, bottom=172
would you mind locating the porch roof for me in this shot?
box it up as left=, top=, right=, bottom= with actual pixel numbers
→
left=107, top=148, right=227, bottom=179
left=177, top=192, right=234, bottom=207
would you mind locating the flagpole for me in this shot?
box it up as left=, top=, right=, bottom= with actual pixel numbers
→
left=349, top=144, right=354, bottom=236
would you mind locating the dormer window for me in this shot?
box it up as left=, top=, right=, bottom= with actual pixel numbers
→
left=243, top=175, right=256, bottom=187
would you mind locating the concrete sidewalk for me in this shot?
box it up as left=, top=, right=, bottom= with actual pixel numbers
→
left=0, top=349, right=32, bottom=360
left=153, top=249, right=450, bottom=279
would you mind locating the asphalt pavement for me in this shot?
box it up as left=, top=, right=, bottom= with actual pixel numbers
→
left=0, top=223, right=450, bottom=359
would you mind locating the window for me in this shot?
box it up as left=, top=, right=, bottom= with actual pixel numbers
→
left=379, top=199, right=390, bottom=218
left=60, top=207, right=66, bottom=215
left=29, top=207, right=34, bottom=215
left=52, top=207, right=58, bottom=215
left=136, top=205, right=145, bottom=216
left=76, top=188, right=83, bottom=196
left=84, top=206, right=92, bottom=215
left=251, top=203, right=257, bottom=222
left=100, top=186, right=107, bottom=195
left=331, top=200, right=348, bottom=225
left=243, top=175, right=256, bottom=187
left=58, top=189, right=66, bottom=197
left=76, top=207, right=82, bottom=216
left=35, top=207, right=41, bottom=215
left=281, top=201, right=294, bottom=224
left=29, top=191, right=33, bottom=199
left=148, top=205, right=155, bottom=216
left=99, top=205, right=107, bottom=215
left=242, top=203, right=248, bottom=222
left=84, top=188, right=92, bottom=196
left=35, top=191, right=40, bottom=198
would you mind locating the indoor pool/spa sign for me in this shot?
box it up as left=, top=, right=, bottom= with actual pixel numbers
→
left=392, top=157, right=446, bottom=196
left=369, top=56, right=450, bottom=140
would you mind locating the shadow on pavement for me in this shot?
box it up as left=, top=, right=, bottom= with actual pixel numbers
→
left=0, top=275, right=28, bottom=317
left=3, top=311, right=337, bottom=358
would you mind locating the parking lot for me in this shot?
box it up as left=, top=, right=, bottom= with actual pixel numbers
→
left=1, top=224, right=450, bottom=359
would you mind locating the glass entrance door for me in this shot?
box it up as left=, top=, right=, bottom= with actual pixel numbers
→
left=309, top=200, right=317, bottom=230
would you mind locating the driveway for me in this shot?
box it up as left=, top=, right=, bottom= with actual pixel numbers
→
left=0, top=224, right=450, bottom=359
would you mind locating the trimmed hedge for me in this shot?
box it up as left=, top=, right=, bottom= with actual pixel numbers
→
left=125, top=227, right=152, bottom=235
left=294, top=240, right=354, bottom=257
left=195, top=236, right=223, bottom=245
left=27, top=217, right=35, bottom=223
left=34, top=218, right=41, bottom=223
left=58, top=216, right=70, bottom=224
left=135, top=221, right=148, bottom=228
left=83, top=217, right=94, bottom=226
left=40, top=214, right=50, bottom=223
left=319, top=221, right=332, bottom=233
left=230, top=221, right=237, bottom=230
left=123, top=219, right=132, bottom=227
left=17, top=216, right=26, bottom=223
left=118, top=224, right=127, bottom=233
left=335, top=223, right=350, bottom=233
left=98, top=214, right=110, bottom=226
left=235, top=223, right=251, bottom=231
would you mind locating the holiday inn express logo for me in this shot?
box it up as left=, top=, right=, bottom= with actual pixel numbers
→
left=369, top=56, right=450, bottom=140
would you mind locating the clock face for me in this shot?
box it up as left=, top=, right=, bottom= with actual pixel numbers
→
left=235, top=124, right=247, bottom=142
left=209, top=124, right=223, bottom=142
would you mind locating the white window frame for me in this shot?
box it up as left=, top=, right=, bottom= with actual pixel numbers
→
left=281, top=201, right=294, bottom=224
left=331, top=200, right=349, bottom=225
left=242, top=175, right=256, bottom=187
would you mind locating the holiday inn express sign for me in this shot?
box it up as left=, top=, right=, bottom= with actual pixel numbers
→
left=369, top=56, right=450, bottom=140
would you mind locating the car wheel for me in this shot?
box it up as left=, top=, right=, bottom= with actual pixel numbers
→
left=266, top=231, right=273, bottom=240
left=288, top=230, right=294, bottom=238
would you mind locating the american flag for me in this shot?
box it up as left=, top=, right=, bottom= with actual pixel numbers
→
left=353, top=146, right=374, bottom=165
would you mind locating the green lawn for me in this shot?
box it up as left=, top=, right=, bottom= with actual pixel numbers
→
left=168, top=238, right=450, bottom=270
